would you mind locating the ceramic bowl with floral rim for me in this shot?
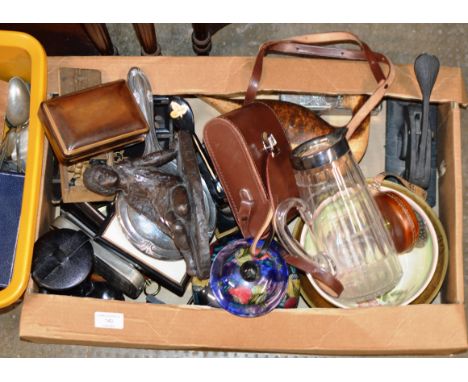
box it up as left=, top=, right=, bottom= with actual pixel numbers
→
left=296, top=180, right=448, bottom=308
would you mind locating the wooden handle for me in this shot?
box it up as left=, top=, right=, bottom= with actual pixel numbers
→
left=81, top=24, right=115, bottom=55
left=133, top=23, right=161, bottom=56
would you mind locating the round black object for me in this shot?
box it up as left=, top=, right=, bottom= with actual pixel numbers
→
left=32, top=229, right=93, bottom=291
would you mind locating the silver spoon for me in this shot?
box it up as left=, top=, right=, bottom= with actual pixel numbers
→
left=0, top=76, right=30, bottom=172
left=11, top=126, right=28, bottom=172
left=6, top=76, right=30, bottom=127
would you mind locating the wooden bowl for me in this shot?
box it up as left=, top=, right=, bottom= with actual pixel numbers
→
left=199, top=96, right=370, bottom=162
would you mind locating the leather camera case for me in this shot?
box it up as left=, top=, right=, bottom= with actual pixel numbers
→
left=204, top=102, right=298, bottom=238
left=203, top=32, right=395, bottom=238
left=39, top=80, right=148, bottom=164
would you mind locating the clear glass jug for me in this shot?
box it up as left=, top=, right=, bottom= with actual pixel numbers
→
left=274, top=128, right=402, bottom=303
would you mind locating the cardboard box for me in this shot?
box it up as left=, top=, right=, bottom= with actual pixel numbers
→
left=19, top=55, right=468, bottom=355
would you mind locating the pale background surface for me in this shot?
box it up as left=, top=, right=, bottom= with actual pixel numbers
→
left=0, top=23, right=467, bottom=357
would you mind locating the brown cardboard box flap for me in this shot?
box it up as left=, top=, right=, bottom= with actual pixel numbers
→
left=438, top=103, right=464, bottom=303
left=48, top=57, right=468, bottom=105
left=20, top=294, right=468, bottom=355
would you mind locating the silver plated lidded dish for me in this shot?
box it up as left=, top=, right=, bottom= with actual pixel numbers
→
left=116, top=176, right=216, bottom=261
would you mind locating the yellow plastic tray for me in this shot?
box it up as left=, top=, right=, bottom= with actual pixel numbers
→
left=0, top=31, right=47, bottom=309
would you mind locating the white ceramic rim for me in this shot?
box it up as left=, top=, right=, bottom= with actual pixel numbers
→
left=301, top=185, right=439, bottom=308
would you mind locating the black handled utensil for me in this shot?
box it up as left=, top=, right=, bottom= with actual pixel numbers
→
left=406, top=53, right=440, bottom=189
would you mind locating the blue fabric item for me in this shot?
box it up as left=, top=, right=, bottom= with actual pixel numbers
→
left=0, top=171, right=24, bottom=288
left=385, top=100, right=438, bottom=207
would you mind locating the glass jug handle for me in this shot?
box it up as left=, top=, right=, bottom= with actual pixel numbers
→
left=273, top=197, right=344, bottom=297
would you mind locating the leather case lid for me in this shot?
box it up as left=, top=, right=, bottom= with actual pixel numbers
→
left=39, top=80, right=148, bottom=163
left=225, top=102, right=298, bottom=207
left=204, top=115, right=270, bottom=238
left=204, top=102, right=298, bottom=238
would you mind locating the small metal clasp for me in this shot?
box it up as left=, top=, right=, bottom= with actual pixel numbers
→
left=262, top=132, right=280, bottom=157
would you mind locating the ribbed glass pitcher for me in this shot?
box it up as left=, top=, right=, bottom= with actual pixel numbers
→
left=275, top=128, right=402, bottom=303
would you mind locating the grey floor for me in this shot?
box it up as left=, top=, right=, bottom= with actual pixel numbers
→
left=1, top=23, right=467, bottom=357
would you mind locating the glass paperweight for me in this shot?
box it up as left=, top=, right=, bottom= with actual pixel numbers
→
left=210, top=238, right=289, bottom=318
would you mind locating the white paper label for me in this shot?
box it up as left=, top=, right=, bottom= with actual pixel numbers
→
left=94, top=312, right=124, bottom=330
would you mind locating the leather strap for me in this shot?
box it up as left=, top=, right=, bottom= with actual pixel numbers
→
left=372, top=172, right=428, bottom=200
left=244, top=32, right=395, bottom=140
left=280, top=251, right=344, bottom=298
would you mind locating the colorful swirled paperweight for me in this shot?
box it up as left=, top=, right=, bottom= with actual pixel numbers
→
left=210, top=238, right=289, bottom=317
